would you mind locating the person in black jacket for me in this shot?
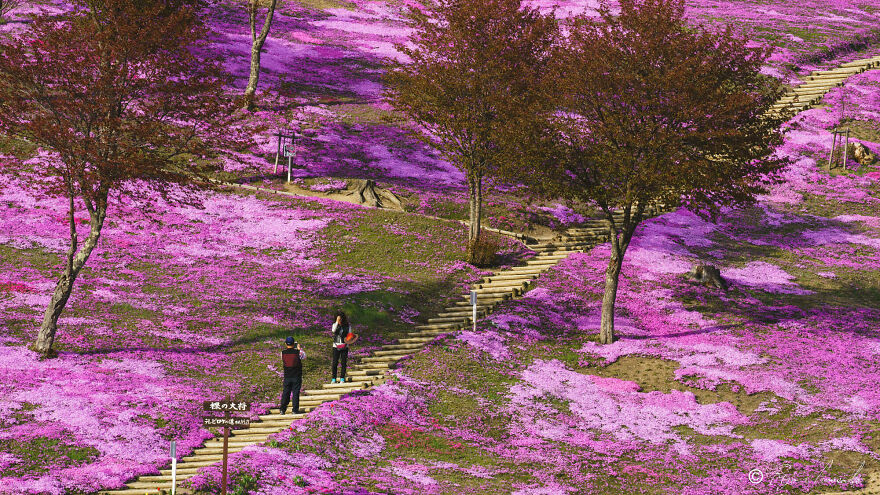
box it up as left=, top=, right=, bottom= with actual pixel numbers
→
left=331, top=312, right=350, bottom=383
left=280, top=336, right=306, bottom=415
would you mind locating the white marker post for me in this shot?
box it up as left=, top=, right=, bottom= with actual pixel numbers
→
left=169, top=440, right=177, bottom=495
left=470, top=290, right=477, bottom=332
left=284, top=143, right=295, bottom=183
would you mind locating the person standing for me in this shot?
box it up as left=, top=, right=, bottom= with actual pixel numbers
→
left=280, top=336, right=305, bottom=415
left=331, top=312, right=351, bottom=383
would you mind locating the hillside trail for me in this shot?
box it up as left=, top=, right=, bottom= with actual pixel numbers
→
left=101, top=55, right=880, bottom=495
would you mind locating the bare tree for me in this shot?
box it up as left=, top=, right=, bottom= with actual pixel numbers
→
left=243, top=0, right=278, bottom=109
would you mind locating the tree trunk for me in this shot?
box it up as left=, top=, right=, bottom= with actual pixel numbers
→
left=466, top=173, right=483, bottom=262
left=243, top=0, right=278, bottom=110
left=597, top=200, right=644, bottom=345
left=33, top=193, right=107, bottom=357
left=599, top=250, right=624, bottom=345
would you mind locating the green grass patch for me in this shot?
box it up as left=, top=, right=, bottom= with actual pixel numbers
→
left=0, top=437, right=99, bottom=477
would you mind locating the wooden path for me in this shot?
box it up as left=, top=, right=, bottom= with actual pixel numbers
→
left=101, top=54, right=880, bottom=495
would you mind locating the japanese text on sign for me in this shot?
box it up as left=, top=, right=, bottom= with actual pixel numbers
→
left=203, top=401, right=250, bottom=412
left=202, top=417, right=251, bottom=427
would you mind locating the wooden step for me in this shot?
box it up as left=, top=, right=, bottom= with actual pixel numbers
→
left=471, top=287, right=521, bottom=295
left=452, top=299, right=503, bottom=307
left=413, top=323, right=461, bottom=330
left=474, top=279, right=528, bottom=287
left=398, top=336, right=442, bottom=344
left=377, top=343, right=425, bottom=351
left=321, top=380, right=373, bottom=389
left=361, top=353, right=410, bottom=363
left=347, top=369, right=388, bottom=378
left=436, top=308, right=488, bottom=318
left=299, top=392, right=346, bottom=402
left=426, top=316, right=470, bottom=324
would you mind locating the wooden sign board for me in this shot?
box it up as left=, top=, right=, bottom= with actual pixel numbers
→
left=202, top=416, right=251, bottom=428
left=203, top=401, right=250, bottom=412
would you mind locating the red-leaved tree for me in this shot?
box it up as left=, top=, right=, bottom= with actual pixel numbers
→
left=0, top=0, right=244, bottom=357
left=521, top=0, right=787, bottom=344
left=385, top=0, right=557, bottom=262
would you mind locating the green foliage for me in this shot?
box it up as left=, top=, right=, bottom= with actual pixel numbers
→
left=231, top=472, right=260, bottom=495
left=0, top=437, right=99, bottom=477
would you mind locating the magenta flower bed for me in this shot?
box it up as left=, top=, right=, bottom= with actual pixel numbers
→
left=1, top=0, right=880, bottom=493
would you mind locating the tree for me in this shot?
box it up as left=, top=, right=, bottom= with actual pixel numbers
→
left=243, top=0, right=278, bottom=109
left=0, top=0, right=241, bottom=357
left=531, top=0, right=786, bottom=344
left=385, top=0, right=557, bottom=262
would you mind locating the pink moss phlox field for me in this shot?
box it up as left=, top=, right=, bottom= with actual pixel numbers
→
left=509, top=359, right=747, bottom=453
left=0, top=161, right=482, bottom=493
left=0, top=343, right=214, bottom=493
